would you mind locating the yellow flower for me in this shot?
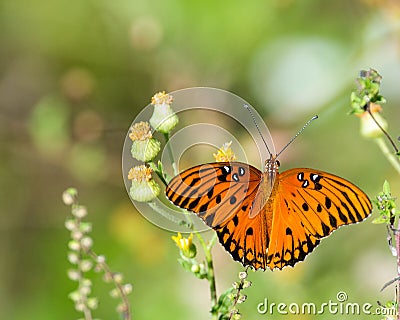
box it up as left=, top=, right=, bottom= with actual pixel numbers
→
left=149, top=91, right=179, bottom=134
left=356, top=103, right=388, bottom=138
left=171, top=232, right=196, bottom=258
left=129, top=122, right=160, bottom=162
left=128, top=165, right=160, bottom=202
left=213, top=141, right=237, bottom=162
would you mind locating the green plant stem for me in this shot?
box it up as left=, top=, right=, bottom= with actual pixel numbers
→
left=149, top=161, right=168, bottom=187
left=161, top=131, right=218, bottom=318
left=375, top=138, right=400, bottom=175
left=74, top=209, right=94, bottom=320
left=368, top=107, right=399, bottom=154
left=148, top=201, right=191, bottom=228
left=164, top=133, right=178, bottom=176
left=78, top=252, right=93, bottom=320
left=82, top=303, right=93, bottom=320
left=228, top=269, right=248, bottom=320
left=195, top=232, right=218, bottom=320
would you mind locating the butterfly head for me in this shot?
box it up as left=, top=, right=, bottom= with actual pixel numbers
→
left=265, top=154, right=280, bottom=174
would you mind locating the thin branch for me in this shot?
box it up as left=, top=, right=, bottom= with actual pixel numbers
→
left=374, top=138, right=400, bottom=175
left=164, top=133, right=178, bottom=176
left=367, top=104, right=399, bottom=154
left=228, top=268, right=249, bottom=320
left=381, top=276, right=400, bottom=292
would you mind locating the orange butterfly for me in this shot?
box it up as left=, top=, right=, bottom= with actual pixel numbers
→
left=165, top=116, right=372, bottom=270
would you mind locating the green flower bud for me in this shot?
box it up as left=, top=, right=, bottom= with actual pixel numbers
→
left=129, top=122, right=160, bottom=161
left=62, top=188, right=78, bottom=205
left=131, top=139, right=161, bottom=162
left=149, top=91, right=179, bottom=133
left=191, top=264, right=200, bottom=273
left=87, top=297, right=98, bottom=310
left=128, top=165, right=160, bottom=202
left=350, top=69, right=386, bottom=115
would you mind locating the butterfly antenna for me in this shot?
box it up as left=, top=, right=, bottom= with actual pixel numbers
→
left=244, top=104, right=272, bottom=156
left=276, top=115, right=318, bottom=158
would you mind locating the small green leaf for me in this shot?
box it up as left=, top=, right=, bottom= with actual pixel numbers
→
left=211, top=287, right=235, bottom=315
left=372, top=216, right=388, bottom=224
left=177, top=258, right=192, bottom=272
left=383, top=180, right=391, bottom=195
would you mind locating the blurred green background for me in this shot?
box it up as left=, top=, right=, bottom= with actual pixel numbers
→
left=1, top=0, right=400, bottom=319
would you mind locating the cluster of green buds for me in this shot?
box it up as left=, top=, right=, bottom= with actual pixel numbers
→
left=128, top=91, right=178, bottom=202
left=373, top=181, right=400, bottom=226
left=213, top=271, right=252, bottom=319
left=350, top=68, right=388, bottom=138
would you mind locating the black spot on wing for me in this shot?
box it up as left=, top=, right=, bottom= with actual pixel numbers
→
left=329, top=214, right=338, bottom=229
left=297, top=172, right=304, bottom=181
left=337, top=206, right=348, bottom=223
left=199, top=203, right=209, bottom=213
left=205, top=211, right=216, bottom=226
left=321, top=222, right=330, bottom=236
left=325, top=197, right=332, bottom=209
left=187, top=196, right=200, bottom=210
left=302, top=203, right=309, bottom=211
left=207, top=188, right=214, bottom=199
left=232, top=215, right=239, bottom=227
left=314, top=183, right=322, bottom=191
left=310, top=173, right=321, bottom=182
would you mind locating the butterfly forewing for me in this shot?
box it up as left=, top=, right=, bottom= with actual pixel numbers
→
left=166, top=162, right=262, bottom=227
left=265, top=168, right=372, bottom=270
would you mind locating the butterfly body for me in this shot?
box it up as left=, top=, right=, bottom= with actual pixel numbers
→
left=166, top=159, right=372, bottom=270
